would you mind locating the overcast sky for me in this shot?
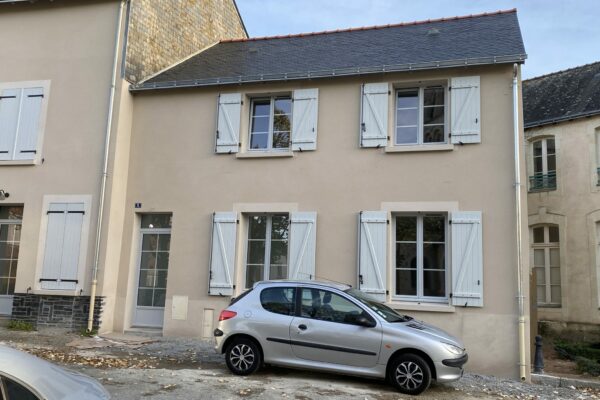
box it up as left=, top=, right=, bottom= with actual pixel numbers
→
left=236, top=0, right=600, bottom=79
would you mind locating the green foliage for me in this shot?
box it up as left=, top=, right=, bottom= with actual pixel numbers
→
left=79, top=328, right=98, bottom=337
left=7, top=320, right=34, bottom=331
left=555, top=339, right=600, bottom=376
left=575, top=356, right=600, bottom=376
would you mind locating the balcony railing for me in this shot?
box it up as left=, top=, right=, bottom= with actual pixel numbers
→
left=529, top=171, right=557, bottom=191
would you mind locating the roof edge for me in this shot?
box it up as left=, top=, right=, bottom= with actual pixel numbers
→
left=525, top=109, right=600, bottom=129
left=524, top=60, right=600, bottom=82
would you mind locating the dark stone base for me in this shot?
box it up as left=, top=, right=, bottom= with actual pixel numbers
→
left=10, top=294, right=103, bottom=332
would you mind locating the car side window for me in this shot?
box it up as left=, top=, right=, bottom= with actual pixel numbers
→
left=300, top=288, right=373, bottom=325
left=260, top=287, right=295, bottom=316
left=2, top=376, right=39, bottom=400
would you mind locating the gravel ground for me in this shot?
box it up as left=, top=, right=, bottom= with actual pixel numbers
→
left=1, top=328, right=599, bottom=399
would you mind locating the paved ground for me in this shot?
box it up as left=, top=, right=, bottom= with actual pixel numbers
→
left=1, top=328, right=599, bottom=399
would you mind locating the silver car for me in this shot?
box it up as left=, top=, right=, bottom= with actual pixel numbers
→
left=0, top=344, right=110, bottom=400
left=215, top=280, right=467, bottom=395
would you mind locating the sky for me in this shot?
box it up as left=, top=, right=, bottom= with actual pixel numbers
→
left=235, top=0, right=600, bottom=79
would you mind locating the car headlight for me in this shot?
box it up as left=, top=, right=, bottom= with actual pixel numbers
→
left=442, top=343, right=464, bottom=355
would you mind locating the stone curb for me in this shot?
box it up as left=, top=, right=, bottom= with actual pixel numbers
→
left=532, top=373, right=600, bottom=389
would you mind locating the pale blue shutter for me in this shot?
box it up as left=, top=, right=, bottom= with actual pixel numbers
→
left=14, top=87, right=43, bottom=160
left=59, top=203, right=84, bottom=290
left=0, top=88, right=21, bottom=161
left=360, top=83, right=389, bottom=148
left=289, top=212, right=317, bottom=280
left=450, top=76, right=481, bottom=144
left=451, top=211, right=483, bottom=307
left=358, top=211, right=387, bottom=301
left=291, top=89, right=318, bottom=151
left=215, top=93, right=242, bottom=154
left=209, top=212, right=238, bottom=296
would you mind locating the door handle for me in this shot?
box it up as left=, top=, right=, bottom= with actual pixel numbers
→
left=298, top=324, right=307, bottom=331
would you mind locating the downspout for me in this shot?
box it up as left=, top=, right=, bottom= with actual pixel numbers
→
left=513, top=63, right=527, bottom=381
left=87, top=0, right=127, bottom=333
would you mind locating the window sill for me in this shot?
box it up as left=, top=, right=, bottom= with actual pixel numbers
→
left=384, top=144, right=453, bottom=153
left=528, top=188, right=557, bottom=193
left=31, top=289, right=81, bottom=297
left=0, top=159, right=37, bottom=166
left=236, top=151, right=294, bottom=159
left=386, top=301, right=455, bottom=313
left=538, top=304, right=561, bottom=309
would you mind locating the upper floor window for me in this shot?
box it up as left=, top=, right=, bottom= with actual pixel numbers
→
left=249, top=97, right=292, bottom=151
left=395, top=86, right=446, bottom=145
left=530, top=138, right=556, bottom=191
left=595, top=128, right=600, bottom=186
left=532, top=224, right=561, bottom=306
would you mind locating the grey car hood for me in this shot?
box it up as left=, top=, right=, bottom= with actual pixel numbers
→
left=391, top=319, right=465, bottom=349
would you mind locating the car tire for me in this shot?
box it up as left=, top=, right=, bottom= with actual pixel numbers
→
left=225, top=338, right=262, bottom=376
left=388, top=354, right=432, bottom=395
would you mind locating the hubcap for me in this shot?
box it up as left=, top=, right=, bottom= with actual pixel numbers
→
left=395, top=361, right=424, bottom=390
left=230, top=344, right=255, bottom=371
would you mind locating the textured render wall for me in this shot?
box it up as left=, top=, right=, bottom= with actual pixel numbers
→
left=125, top=0, right=247, bottom=83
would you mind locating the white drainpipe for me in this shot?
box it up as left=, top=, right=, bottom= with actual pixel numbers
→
left=513, top=63, right=528, bottom=381
left=87, top=0, right=127, bottom=333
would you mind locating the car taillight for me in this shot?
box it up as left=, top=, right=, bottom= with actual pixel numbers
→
left=219, top=310, right=237, bottom=321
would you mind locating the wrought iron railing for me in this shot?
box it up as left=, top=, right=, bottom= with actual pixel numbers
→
left=529, top=171, right=557, bottom=191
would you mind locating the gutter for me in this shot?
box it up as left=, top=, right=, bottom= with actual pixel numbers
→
left=87, top=0, right=127, bottom=333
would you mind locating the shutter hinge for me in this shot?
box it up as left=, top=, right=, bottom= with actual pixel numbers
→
left=209, top=270, right=212, bottom=281
left=0, top=96, right=17, bottom=99
left=20, top=150, right=37, bottom=154
left=448, top=133, right=452, bottom=137
left=361, top=122, right=366, bottom=132
left=236, top=219, right=240, bottom=224
left=386, top=219, right=390, bottom=225
left=448, top=86, right=452, bottom=91
left=449, top=292, right=453, bottom=298
left=359, top=274, right=364, bottom=285
left=477, top=280, right=481, bottom=285
left=28, top=94, right=44, bottom=98
left=449, top=220, right=452, bottom=225
left=386, top=290, right=389, bottom=295
left=216, top=130, right=219, bottom=139
left=238, top=142, right=241, bottom=147
left=240, top=100, right=244, bottom=105
left=233, top=284, right=236, bottom=289
left=388, top=90, right=391, bottom=95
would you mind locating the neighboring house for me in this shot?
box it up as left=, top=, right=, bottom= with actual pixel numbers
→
left=0, top=0, right=246, bottom=329
left=524, top=61, right=600, bottom=335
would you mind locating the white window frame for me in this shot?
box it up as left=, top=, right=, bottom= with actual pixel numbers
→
left=392, top=213, right=449, bottom=303
left=244, top=213, right=290, bottom=288
left=248, top=96, right=292, bottom=152
left=0, top=80, right=51, bottom=165
left=394, top=85, right=448, bottom=146
left=0, top=208, right=22, bottom=297
left=531, top=224, right=561, bottom=307
left=33, top=195, right=92, bottom=294
left=530, top=137, right=557, bottom=191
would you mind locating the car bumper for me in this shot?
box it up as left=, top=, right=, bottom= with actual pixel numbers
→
left=213, top=328, right=225, bottom=353
left=435, top=353, right=468, bottom=383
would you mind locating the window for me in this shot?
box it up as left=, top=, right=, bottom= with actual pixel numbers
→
left=395, top=214, right=447, bottom=300
left=260, top=287, right=295, bottom=315
left=530, top=138, right=556, bottom=191
left=532, top=225, right=561, bottom=306
left=246, top=214, right=289, bottom=288
left=299, top=288, right=372, bottom=325
left=1, top=376, right=40, bottom=400
left=0, top=83, right=47, bottom=161
left=136, top=214, right=171, bottom=308
left=595, top=128, right=600, bottom=185
left=0, top=206, right=22, bottom=296
left=395, top=86, right=446, bottom=145
left=249, top=97, right=292, bottom=151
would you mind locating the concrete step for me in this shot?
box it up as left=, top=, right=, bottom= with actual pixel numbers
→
left=123, top=327, right=163, bottom=337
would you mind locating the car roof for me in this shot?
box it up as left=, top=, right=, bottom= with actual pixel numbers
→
left=0, top=344, right=110, bottom=400
left=254, top=280, right=351, bottom=291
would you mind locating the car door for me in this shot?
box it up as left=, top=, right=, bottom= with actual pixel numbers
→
left=289, top=287, right=382, bottom=368
left=255, top=286, right=297, bottom=361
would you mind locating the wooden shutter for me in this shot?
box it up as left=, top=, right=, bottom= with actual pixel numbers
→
left=289, top=212, right=317, bottom=280
left=451, top=211, right=483, bottom=307
left=14, top=87, right=43, bottom=160
left=209, top=212, right=238, bottom=296
left=358, top=211, right=387, bottom=301
left=41, top=203, right=84, bottom=291
left=291, top=89, right=318, bottom=151
left=360, top=83, right=389, bottom=148
left=450, top=76, right=481, bottom=144
left=0, top=88, right=21, bottom=161
left=215, top=93, right=242, bottom=154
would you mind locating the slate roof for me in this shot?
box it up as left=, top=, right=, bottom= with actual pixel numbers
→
left=523, top=61, right=600, bottom=128
left=133, top=9, right=526, bottom=92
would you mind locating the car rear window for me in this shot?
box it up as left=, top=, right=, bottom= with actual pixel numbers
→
left=229, top=288, right=253, bottom=306
left=260, top=287, right=295, bottom=316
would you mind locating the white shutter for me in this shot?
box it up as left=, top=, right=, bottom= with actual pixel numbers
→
left=209, top=212, right=238, bottom=296
left=360, top=83, right=389, bottom=148
left=289, top=212, right=317, bottom=280
left=451, top=211, right=483, bottom=307
left=215, top=93, right=242, bottom=154
left=450, top=76, right=481, bottom=144
left=0, top=88, right=21, bottom=161
left=14, top=87, right=43, bottom=160
left=292, top=88, right=318, bottom=151
left=358, top=211, right=387, bottom=301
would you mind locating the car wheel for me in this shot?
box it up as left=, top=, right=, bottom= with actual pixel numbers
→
left=389, top=354, right=431, bottom=395
left=225, top=338, right=262, bottom=376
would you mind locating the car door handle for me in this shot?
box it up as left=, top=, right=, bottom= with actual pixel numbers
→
left=298, top=324, right=307, bottom=331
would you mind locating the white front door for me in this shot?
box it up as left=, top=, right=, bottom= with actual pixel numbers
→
left=132, top=214, right=171, bottom=328
left=0, top=206, right=23, bottom=316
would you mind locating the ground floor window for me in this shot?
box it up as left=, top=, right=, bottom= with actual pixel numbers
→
left=532, top=224, right=561, bottom=306
left=246, top=214, right=289, bottom=288
left=394, top=214, right=447, bottom=300
left=0, top=206, right=23, bottom=295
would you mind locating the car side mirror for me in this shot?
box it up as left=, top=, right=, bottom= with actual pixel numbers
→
left=356, top=315, right=376, bottom=328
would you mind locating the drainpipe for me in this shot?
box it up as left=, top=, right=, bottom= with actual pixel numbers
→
left=87, top=0, right=127, bottom=333
left=513, top=63, right=528, bottom=381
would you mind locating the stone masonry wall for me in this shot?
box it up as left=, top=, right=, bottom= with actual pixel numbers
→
left=125, top=0, right=247, bottom=83
left=11, top=294, right=103, bottom=332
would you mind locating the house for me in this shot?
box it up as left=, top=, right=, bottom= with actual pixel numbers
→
left=0, top=0, right=246, bottom=329
left=524, top=61, right=600, bottom=337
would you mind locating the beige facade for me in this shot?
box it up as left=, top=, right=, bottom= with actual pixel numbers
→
left=527, top=115, right=600, bottom=328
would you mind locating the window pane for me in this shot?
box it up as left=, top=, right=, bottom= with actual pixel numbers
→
left=141, top=214, right=171, bottom=229
left=250, top=133, right=268, bottom=149
left=551, top=285, right=561, bottom=303
left=533, top=141, right=542, bottom=156
left=533, top=249, right=545, bottom=267
left=423, top=125, right=445, bottom=143
left=252, top=101, right=270, bottom=117
left=536, top=285, right=545, bottom=303
left=396, top=108, right=418, bottom=126
left=396, top=90, right=419, bottom=108
left=246, top=264, right=263, bottom=288
left=423, top=243, right=445, bottom=269
left=0, top=225, right=7, bottom=241
left=396, top=269, right=417, bottom=296
left=396, top=216, right=417, bottom=241
left=546, top=139, right=555, bottom=155
left=153, top=289, right=166, bottom=308
left=423, top=106, right=444, bottom=125
left=423, top=216, right=445, bottom=242
left=138, top=270, right=156, bottom=288
left=547, top=154, right=556, bottom=172
left=550, top=267, right=561, bottom=285
left=272, top=131, right=290, bottom=149
left=549, top=248, right=560, bottom=266
left=9, top=261, right=16, bottom=277
left=270, top=240, right=288, bottom=265
left=0, top=242, right=12, bottom=258
left=251, top=115, right=269, bottom=133
left=534, top=157, right=543, bottom=174
left=549, top=226, right=559, bottom=242
left=156, top=252, right=169, bottom=270
left=0, top=278, right=8, bottom=295
left=269, top=264, right=288, bottom=280
left=423, top=87, right=444, bottom=106
left=12, top=225, right=21, bottom=242
left=137, top=288, right=153, bottom=306
left=534, top=266, right=545, bottom=284
left=247, top=241, right=266, bottom=264
left=249, top=216, right=267, bottom=239
left=8, top=278, right=14, bottom=295
left=533, top=227, right=544, bottom=243
left=0, top=260, right=9, bottom=276
left=142, top=234, right=158, bottom=251
left=140, top=252, right=157, bottom=269
left=396, top=126, right=418, bottom=144
left=0, top=206, right=24, bottom=220
left=158, top=234, right=171, bottom=251
left=273, top=114, right=291, bottom=132
left=156, top=270, right=168, bottom=289
left=396, top=243, right=417, bottom=269
left=260, top=287, right=295, bottom=315
left=423, top=270, right=445, bottom=297
left=5, top=376, right=39, bottom=400
left=271, top=215, right=289, bottom=240
left=274, top=98, right=292, bottom=115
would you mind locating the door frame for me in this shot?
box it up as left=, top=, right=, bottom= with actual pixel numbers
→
left=0, top=216, right=22, bottom=316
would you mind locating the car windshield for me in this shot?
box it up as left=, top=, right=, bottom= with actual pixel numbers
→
left=345, top=288, right=412, bottom=323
